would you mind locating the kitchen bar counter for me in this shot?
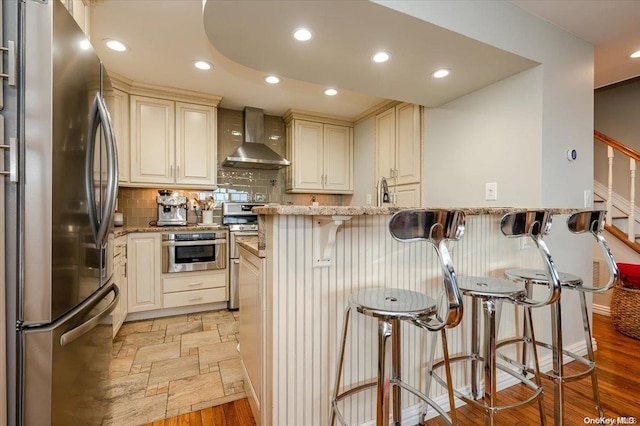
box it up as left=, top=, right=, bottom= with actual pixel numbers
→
left=253, top=204, right=576, bottom=216
left=248, top=207, right=590, bottom=426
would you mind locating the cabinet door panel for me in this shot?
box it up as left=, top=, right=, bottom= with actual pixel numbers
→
left=394, top=183, right=421, bottom=208
left=175, top=103, right=217, bottom=186
left=127, top=233, right=161, bottom=312
left=293, top=120, right=324, bottom=190
left=323, top=124, right=352, bottom=191
left=105, top=89, right=130, bottom=183
left=130, top=96, right=174, bottom=184
left=375, top=107, right=396, bottom=181
left=395, top=103, right=421, bottom=185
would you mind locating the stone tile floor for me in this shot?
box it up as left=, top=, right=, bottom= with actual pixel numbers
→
left=101, top=310, right=245, bottom=425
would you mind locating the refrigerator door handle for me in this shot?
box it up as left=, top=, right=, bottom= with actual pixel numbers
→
left=86, top=92, right=118, bottom=247
left=96, top=90, right=118, bottom=248
left=22, top=281, right=119, bottom=337
left=60, top=283, right=119, bottom=346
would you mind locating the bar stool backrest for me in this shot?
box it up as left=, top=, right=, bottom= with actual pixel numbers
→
left=389, top=209, right=465, bottom=330
left=567, top=210, right=619, bottom=292
left=500, top=210, right=561, bottom=307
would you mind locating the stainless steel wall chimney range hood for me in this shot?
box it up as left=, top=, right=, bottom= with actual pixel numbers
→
left=222, top=107, right=291, bottom=169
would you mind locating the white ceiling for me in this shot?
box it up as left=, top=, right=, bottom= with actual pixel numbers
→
left=90, top=0, right=640, bottom=119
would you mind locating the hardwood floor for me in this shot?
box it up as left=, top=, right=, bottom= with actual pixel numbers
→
left=147, top=314, right=640, bottom=425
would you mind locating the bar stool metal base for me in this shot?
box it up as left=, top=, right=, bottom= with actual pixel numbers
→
left=330, top=288, right=457, bottom=426
left=503, top=268, right=605, bottom=424
left=430, top=277, right=547, bottom=426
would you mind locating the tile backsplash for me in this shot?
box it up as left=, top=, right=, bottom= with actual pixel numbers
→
left=117, top=107, right=343, bottom=226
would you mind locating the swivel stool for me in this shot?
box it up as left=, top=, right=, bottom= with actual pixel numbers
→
left=330, top=209, right=466, bottom=426
left=503, top=210, right=619, bottom=425
left=431, top=210, right=561, bottom=426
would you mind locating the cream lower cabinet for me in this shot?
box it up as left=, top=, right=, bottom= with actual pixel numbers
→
left=112, top=235, right=128, bottom=338
left=393, top=183, right=422, bottom=207
left=129, top=95, right=217, bottom=188
left=284, top=115, right=353, bottom=194
left=238, top=246, right=264, bottom=423
left=127, top=233, right=162, bottom=313
left=162, top=270, right=227, bottom=308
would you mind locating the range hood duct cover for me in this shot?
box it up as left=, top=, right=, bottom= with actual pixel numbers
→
left=222, top=106, right=290, bottom=169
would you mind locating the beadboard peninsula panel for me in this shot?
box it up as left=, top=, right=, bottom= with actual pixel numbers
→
left=262, top=213, right=549, bottom=425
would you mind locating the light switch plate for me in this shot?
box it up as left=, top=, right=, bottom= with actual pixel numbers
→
left=485, top=182, right=498, bottom=201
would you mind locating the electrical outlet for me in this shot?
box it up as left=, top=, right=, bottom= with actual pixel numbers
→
left=485, top=182, right=498, bottom=201
left=366, top=193, right=372, bottom=205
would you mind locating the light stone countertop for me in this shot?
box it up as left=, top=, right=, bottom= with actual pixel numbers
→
left=236, top=235, right=264, bottom=258
left=252, top=205, right=577, bottom=216
left=114, top=224, right=227, bottom=237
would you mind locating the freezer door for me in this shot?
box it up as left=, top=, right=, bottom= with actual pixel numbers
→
left=22, top=282, right=119, bottom=426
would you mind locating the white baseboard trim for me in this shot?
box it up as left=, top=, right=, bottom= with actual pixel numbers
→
left=592, top=303, right=611, bottom=317
left=357, top=339, right=592, bottom=425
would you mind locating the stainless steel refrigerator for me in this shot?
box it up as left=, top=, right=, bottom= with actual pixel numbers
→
left=5, top=1, right=120, bottom=424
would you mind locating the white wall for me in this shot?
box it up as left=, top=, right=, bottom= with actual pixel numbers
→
left=375, top=0, right=594, bottom=208
left=423, top=66, right=542, bottom=206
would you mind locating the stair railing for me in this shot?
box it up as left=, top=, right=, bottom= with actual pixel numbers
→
left=594, top=130, right=640, bottom=242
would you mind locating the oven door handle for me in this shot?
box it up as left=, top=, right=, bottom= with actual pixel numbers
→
left=162, top=240, right=227, bottom=247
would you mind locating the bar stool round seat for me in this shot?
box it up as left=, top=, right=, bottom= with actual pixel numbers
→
left=457, top=276, right=526, bottom=299
left=350, top=287, right=437, bottom=320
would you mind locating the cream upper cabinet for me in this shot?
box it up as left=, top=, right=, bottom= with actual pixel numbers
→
left=375, top=103, right=422, bottom=186
left=130, top=96, right=175, bottom=184
left=395, top=103, right=422, bottom=185
left=175, top=102, right=217, bottom=186
left=375, top=107, right=396, bottom=183
left=105, top=88, right=130, bottom=183
left=127, top=233, right=162, bottom=313
left=129, top=95, right=217, bottom=188
left=285, top=113, right=353, bottom=194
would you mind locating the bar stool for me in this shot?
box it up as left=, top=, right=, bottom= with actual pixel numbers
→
left=503, top=210, right=619, bottom=425
left=330, top=209, right=465, bottom=426
left=431, top=210, right=561, bottom=426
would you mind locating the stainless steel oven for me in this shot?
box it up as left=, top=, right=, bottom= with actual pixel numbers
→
left=223, top=202, right=266, bottom=309
left=162, top=231, right=227, bottom=273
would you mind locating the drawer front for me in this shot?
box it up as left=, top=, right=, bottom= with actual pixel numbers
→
left=162, top=270, right=226, bottom=293
left=162, top=287, right=226, bottom=308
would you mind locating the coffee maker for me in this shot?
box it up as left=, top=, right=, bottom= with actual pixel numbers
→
left=156, top=190, right=187, bottom=226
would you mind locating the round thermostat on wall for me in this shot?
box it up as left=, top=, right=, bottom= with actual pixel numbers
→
left=566, top=149, right=578, bottom=161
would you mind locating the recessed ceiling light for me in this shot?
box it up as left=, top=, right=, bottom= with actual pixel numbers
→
left=105, top=39, right=127, bottom=52
left=293, top=28, right=312, bottom=42
left=432, top=68, right=450, bottom=78
left=372, top=51, right=390, bottom=63
left=265, top=75, right=281, bottom=84
left=324, top=88, right=338, bottom=96
left=80, top=39, right=91, bottom=50
left=194, top=60, right=212, bottom=70
left=631, top=50, right=640, bottom=59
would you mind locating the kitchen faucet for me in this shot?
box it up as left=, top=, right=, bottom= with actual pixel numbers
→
left=376, top=176, right=390, bottom=207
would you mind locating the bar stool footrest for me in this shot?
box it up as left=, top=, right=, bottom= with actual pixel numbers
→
left=496, top=337, right=596, bottom=383
left=431, top=355, right=544, bottom=415
left=331, top=378, right=454, bottom=426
